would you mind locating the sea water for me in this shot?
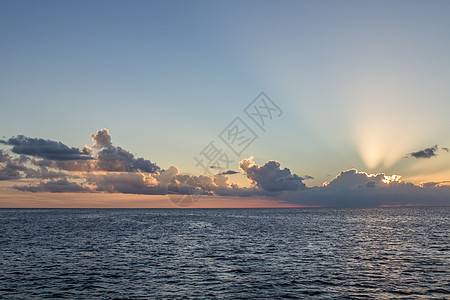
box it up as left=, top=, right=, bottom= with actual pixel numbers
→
left=0, top=207, right=449, bottom=299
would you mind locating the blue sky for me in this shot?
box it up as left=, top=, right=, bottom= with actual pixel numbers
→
left=1, top=1, right=450, bottom=207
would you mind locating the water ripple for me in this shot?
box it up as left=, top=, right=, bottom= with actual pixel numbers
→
left=0, top=207, right=449, bottom=299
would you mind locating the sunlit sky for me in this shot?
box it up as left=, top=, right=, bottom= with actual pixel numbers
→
left=1, top=1, right=449, bottom=207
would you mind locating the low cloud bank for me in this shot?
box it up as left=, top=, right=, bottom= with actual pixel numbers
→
left=1, top=130, right=449, bottom=207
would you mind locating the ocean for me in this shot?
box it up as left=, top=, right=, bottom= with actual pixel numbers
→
left=0, top=207, right=449, bottom=299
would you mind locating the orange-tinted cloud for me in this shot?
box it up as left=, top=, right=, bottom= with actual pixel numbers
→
left=1, top=130, right=449, bottom=208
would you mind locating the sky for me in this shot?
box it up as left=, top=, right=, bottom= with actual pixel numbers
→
left=1, top=0, right=449, bottom=207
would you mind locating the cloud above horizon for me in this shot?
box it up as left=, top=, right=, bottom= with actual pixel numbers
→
left=239, top=156, right=306, bottom=192
left=1, top=129, right=449, bottom=207
left=279, top=168, right=450, bottom=207
left=0, top=136, right=93, bottom=161
left=27, top=129, right=160, bottom=174
left=407, top=145, right=449, bottom=159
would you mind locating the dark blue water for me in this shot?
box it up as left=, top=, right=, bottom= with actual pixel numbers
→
left=0, top=208, right=449, bottom=299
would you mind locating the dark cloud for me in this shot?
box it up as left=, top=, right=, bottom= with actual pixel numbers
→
left=1, top=128, right=162, bottom=187
left=239, top=157, right=306, bottom=192
left=33, top=159, right=96, bottom=172
left=24, top=167, right=69, bottom=180
left=0, top=150, right=23, bottom=180
left=83, top=169, right=207, bottom=196
left=421, top=180, right=450, bottom=188
left=96, top=147, right=160, bottom=173
left=218, top=170, right=239, bottom=175
left=0, top=149, right=9, bottom=163
left=442, top=147, right=449, bottom=153
left=90, top=129, right=160, bottom=174
left=408, top=145, right=439, bottom=159
left=0, top=164, right=22, bottom=181
left=366, top=181, right=376, bottom=188
left=86, top=172, right=155, bottom=194
left=24, top=129, right=160, bottom=174
left=14, top=179, right=93, bottom=193
left=81, top=145, right=93, bottom=156
left=10, top=156, right=450, bottom=207
left=279, top=169, right=449, bottom=207
left=82, top=168, right=247, bottom=197
left=0, top=149, right=69, bottom=181
left=325, top=169, right=387, bottom=189
left=421, top=182, right=440, bottom=188
left=2, top=129, right=449, bottom=207
left=1, top=135, right=93, bottom=161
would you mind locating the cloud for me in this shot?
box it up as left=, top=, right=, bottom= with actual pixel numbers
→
left=90, top=129, right=160, bottom=173
left=408, top=145, right=439, bottom=159
left=421, top=182, right=440, bottom=188
left=421, top=180, right=450, bottom=188
left=0, top=149, right=9, bottom=163
left=10, top=156, right=450, bottom=207
left=0, top=150, right=24, bottom=181
left=0, top=149, right=70, bottom=181
left=278, top=169, right=450, bottom=207
left=218, top=170, right=239, bottom=175
left=33, top=158, right=96, bottom=172
left=91, top=128, right=113, bottom=149
left=239, top=156, right=306, bottom=192
left=23, top=167, right=70, bottom=180
left=442, top=147, right=449, bottom=153
left=25, top=129, right=160, bottom=174
left=0, top=164, right=21, bottom=181
left=324, top=169, right=389, bottom=189
left=81, top=169, right=210, bottom=196
left=14, top=179, right=93, bottom=193
left=1, top=129, right=161, bottom=192
left=1, top=135, right=93, bottom=161
left=2, top=128, right=449, bottom=207
left=80, top=167, right=250, bottom=198
left=96, top=146, right=160, bottom=173
left=81, top=145, right=93, bottom=156
left=86, top=172, right=160, bottom=194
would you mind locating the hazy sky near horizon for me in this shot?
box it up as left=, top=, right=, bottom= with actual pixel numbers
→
left=1, top=1, right=450, bottom=207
